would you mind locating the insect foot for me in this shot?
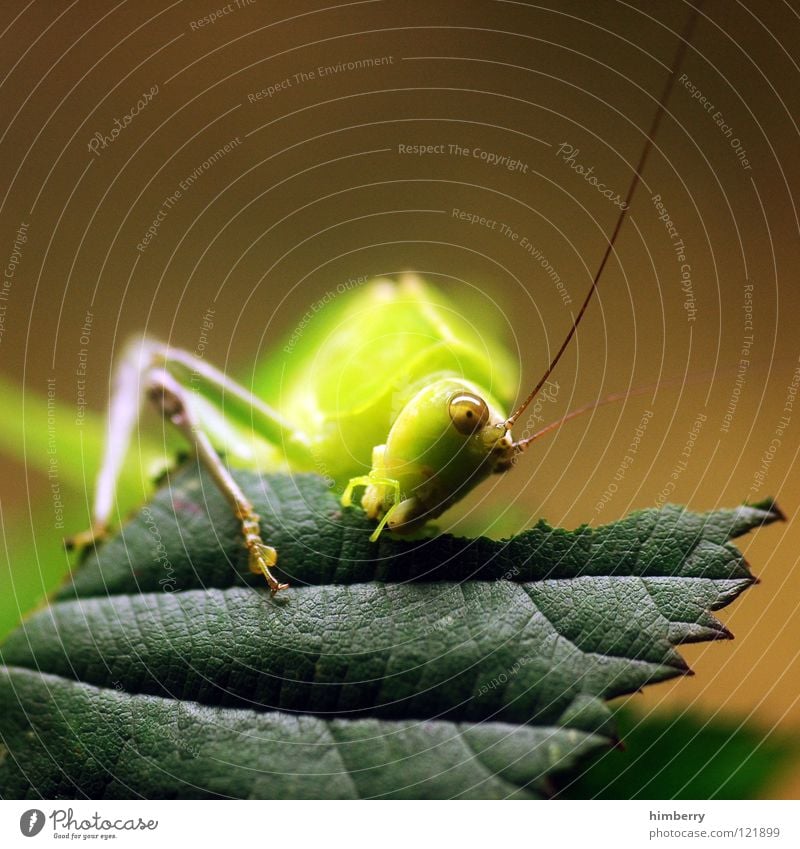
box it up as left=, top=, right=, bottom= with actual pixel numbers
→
left=248, top=541, right=288, bottom=595
left=64, top=523, right=109, bottom=556
left=240, top=513, right=288, bottom=595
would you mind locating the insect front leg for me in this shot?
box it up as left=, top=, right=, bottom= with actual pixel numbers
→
left=146, top=368, right=288, bottom=594
left=66, top=338, right=152, bottom=552
left=342, top=445, right=405, bottom=542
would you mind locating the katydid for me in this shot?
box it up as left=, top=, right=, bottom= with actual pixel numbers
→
left=68, top=9, right=700, bottom=594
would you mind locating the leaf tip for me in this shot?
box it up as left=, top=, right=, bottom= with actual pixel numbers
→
left=671, top=654, right=695, bottom=676
left=748, top=497, right=786, bottom=525
left=716, top=623, right=734, bottom=640
left=663, top=651, right=695, bottom=677
left=703, top=624, right=734, bottom=642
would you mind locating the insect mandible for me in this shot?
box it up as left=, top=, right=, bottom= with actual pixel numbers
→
left=68, top=10, right=700, bottom=594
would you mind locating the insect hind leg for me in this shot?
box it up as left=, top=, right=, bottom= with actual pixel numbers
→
left=146, top=368, right=288, bottom=594
left=67, top=337, right=289, bottom=593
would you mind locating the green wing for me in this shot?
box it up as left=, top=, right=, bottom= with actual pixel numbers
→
left=252, top=275, right=518, bottom=482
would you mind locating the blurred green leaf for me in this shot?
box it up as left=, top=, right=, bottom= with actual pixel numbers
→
left=0, top=373, right=142, bottom=490
left=0, top=374, right=174, bottom=639
left=555, top=707, right=799, bottom=799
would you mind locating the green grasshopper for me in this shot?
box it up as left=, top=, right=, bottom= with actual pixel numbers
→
left=68, top=13, right=699, bottom=594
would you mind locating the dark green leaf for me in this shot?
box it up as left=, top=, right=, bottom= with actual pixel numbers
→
left=0, top=466, right=782, bottom=798
left=0, top=667, right=602, bottom=799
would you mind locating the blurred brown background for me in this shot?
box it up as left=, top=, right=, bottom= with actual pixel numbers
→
left=0, top=0, right=798, bottom=796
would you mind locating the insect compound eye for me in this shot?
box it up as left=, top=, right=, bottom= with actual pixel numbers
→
left=448, top=392, right=490, bottom=435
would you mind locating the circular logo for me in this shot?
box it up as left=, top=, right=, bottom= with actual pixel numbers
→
left=19, top=810, right=46, bottom=837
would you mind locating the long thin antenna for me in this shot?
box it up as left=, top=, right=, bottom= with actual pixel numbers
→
left=506, top=2, right=703, bottom=428
left=514, top=349, right=787, bottom=454
left=514, top=387, right=648, bottom=453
